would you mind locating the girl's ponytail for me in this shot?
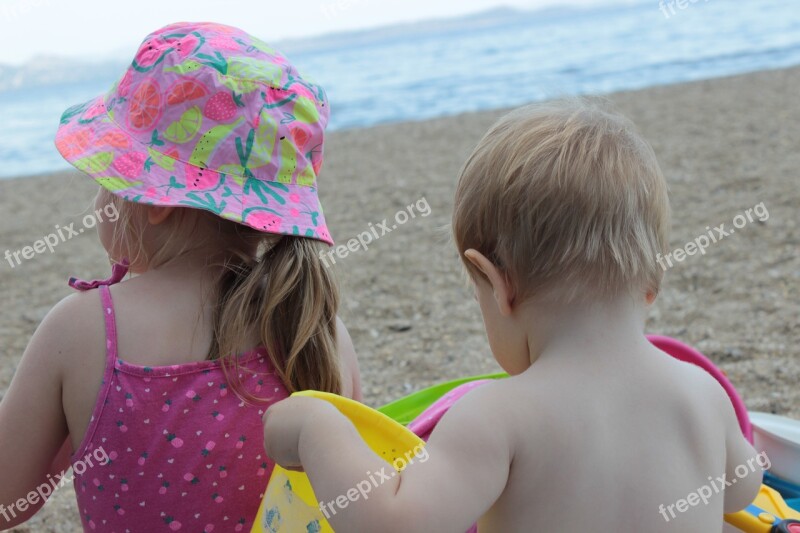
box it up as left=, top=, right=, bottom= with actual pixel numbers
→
left=214, top=236, right=342, bottom=400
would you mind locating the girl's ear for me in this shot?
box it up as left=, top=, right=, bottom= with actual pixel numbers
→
left=463, top=249, right=515, bottom=316
left=645, top=290, right=657, bottom=305
left=146, top=206, right=176, bottom=225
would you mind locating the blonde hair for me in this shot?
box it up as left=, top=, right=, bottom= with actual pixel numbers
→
left=452, top=98, right=670, bottom=304
left=103, top=192, right=341, bottom=400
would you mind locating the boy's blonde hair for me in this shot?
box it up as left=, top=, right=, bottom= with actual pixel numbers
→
left=453, top=99, right=670, bottom=304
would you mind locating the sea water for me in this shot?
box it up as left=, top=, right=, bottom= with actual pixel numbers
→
left=1, top=0, right=799, bottom=178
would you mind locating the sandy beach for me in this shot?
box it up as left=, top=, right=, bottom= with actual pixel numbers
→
left=1, top=66, right=798, bottom=532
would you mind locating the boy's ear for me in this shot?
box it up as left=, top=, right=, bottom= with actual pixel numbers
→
left=146, top=205, right=176, bottom=225
left=463, top=249, right=515, bottom=316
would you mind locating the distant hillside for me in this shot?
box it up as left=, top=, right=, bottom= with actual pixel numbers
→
left=278, top=7, right=538, bottom=54
left=0, top=2, right=642, bottom=93
left=0, top=56, right=124, bottom=92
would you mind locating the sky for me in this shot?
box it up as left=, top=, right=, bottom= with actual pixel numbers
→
left=0, top=0, right=610, bottom=65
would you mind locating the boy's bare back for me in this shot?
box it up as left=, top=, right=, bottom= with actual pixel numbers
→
left=470, top=341, right=760, bottom=532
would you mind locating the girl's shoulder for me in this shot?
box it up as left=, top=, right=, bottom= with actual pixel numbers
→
left=34, top=289, right=107, bottom=371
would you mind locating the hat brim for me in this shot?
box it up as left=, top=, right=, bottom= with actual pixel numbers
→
left=55, top=95, right=334, bottom=246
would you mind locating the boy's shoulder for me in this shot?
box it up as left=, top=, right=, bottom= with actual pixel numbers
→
left=445, top=376, right=548, bottom=436
left=438, top=377, right=524, bottom=427
left=660, top=352, right=733, bottom=406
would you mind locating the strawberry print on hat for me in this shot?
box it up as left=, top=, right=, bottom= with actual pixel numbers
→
left=55, top=22, right=333, bottom=244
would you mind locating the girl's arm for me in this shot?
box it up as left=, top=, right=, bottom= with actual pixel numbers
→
left=336, top=317, right=363, bottom=402
left=0, top=296, right=82, bottom=529
left=264, top=383, right=512, bottom=532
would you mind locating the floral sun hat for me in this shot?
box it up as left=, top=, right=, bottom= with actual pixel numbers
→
left=55, top=22, right=333, bottom=245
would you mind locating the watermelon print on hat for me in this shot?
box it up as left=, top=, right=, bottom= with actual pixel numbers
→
left=54, top=22, right=333, bottom=245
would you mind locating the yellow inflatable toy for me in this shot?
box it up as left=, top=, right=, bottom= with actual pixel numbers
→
left=252, top=391, right=425, bottom=533
left=725, top=485, right=800, bottom=532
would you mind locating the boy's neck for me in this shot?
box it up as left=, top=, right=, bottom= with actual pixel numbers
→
left=523, top=292, right=651, bottom=368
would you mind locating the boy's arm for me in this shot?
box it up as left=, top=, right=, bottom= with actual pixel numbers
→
left=0, top=295, right=80, bottom=529
left=715, top=386, right=762, bottom=513
left=266, top=384, right=511, bottom=532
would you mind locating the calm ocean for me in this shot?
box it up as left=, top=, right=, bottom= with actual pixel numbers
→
left=1, top=0, right=799, bottom=178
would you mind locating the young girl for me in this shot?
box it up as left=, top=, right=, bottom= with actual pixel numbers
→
left=0, top=22, right=360, bottom=532
left=263, top=100, right=761, bottom=531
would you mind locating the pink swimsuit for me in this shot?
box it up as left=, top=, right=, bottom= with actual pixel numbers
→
left=69, top=270, right=288, bottom=532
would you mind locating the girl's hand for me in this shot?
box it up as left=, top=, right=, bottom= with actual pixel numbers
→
left=263, top=396, right=338, bottom=470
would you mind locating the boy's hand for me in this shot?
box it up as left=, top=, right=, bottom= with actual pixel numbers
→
left=263, top=396, right=337, bottom=470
